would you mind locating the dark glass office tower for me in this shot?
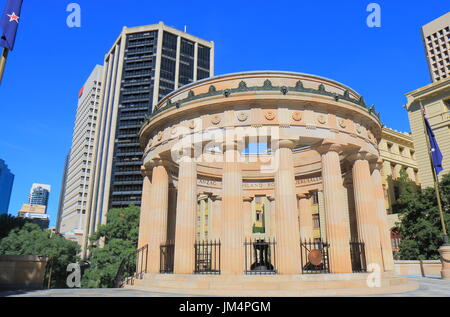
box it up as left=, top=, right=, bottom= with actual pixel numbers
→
left=86, top=22, right=214, bottom=255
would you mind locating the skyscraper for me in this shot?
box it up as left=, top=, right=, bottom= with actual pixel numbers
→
left=86, top=22, right=214, bottom=256
left=0, top=159, right=14, bottom=215
left=58, top=65, right=103, bottom=244
left=406, top=13, right=450, bottom=188
left=56, top=152, right=70, bottom=233
left=29, top=184, right=51, bottom=211
left=421, top=12, right=450, bottom=82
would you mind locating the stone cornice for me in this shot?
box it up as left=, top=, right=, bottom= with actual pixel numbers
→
left=144, top=80, right=379, bottom=124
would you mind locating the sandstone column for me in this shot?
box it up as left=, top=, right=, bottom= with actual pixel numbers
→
left=210, top=196, right=222, bottom=241
left=372, top=160, right=395, bottom=271
left=174, top=149, right=197, bottom=274
left=350, top=152, right=384, bottom=270
left=221, top=140, right=244, bottom=275
left=243, top=196, right=254, bottom=239
left=318, top=143, right=352, bottom=273
left=274, top=139, right=301, bottom=274
left=137, top=167, right=152, bottom=273
left=298, top=193, right=313, bottom=241
left=147, top=160, right=170, bottom=273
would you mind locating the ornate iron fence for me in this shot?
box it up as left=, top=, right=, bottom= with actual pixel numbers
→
left=244, top=238, right=277, bottom=275
left=160, top=241, right=174, bottom=274
left=300, top=239, right=330, bottom=274
left=349, top=240, right=367, bottom=273
left=194, top=240, right=221, bottom=274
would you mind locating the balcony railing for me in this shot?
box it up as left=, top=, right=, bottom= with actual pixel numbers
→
left=160, top=241, right=174, bottom=274
left=194, top=240, right=221, bottom=274
left=244, top=238, right=277, bottom=275
left=349, top=240, right=367, bottom=273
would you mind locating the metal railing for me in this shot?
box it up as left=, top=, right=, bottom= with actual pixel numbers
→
left=244, top=238, right=277, bottom=275
left=114, top=244, right=148, bottom=288
left=160, top=241, right=175, bottom=274
left=135, top=244, right=149, bottom=279
left=194, top=240, right=221, bottom=274
left=300, top=239, right=330, bottom=274
left=349, top=240, right=367, bottom=273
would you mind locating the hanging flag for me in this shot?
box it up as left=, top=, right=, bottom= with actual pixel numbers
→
left=0, top=0, right=23, bottom=51
left=424, top=111, right=444, bottom=175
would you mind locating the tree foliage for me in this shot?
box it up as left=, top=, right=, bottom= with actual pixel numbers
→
left=0, top=222, right=80, bottom=288
left=82, top=205, right=140, bottom=288
left=0, top=214, right=30, bottom=239
left=393, top=171, right=450, bottom=260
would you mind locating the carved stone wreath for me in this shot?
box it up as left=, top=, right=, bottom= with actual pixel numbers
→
left=339, top=119, right=347, bottom=129
left=265, top=110, right=276, bottom=121
left=237, top=112, right=248, bottom=122
left=157, top=131, right=163, bottom=141
left=356, top=124, right=362, bottom=134
left=292, top=111, right=302, bottom=121
left=211, top=115, right=221, bottom=125
left=317, top=115, right=327, bottom=125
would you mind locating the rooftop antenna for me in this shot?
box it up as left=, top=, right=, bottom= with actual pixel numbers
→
left=184, top=25, right=187, bottom=33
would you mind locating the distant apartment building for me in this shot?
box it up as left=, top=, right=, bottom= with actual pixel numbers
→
left=29, top=184, right=51, bottom=211
left=86, top=22, right=214, bottom=257
left=58, top=65, right=103, bottom=245
left=0, top=159, right=14, bottom=215
left=56, top=152, right=70, bottom=233
left=18, top=204, right=50, bottom=230
left=421, top=12, right=450, bottom=82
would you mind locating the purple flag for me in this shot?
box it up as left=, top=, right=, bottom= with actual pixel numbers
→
left=424, top=113, right=444, bottom=175
left=0, top=0, right=23, bottom=51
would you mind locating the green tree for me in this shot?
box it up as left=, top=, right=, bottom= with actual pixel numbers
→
left=0, top=223, right=80, bottom=288
left=393, top=171, right=450, bottom=260
left=0, top=214, right=30, bottom=239
left=82, top=205, right=140, bottom=288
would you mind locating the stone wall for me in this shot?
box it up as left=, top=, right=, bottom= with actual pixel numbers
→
left=0, top=255, right=48, bottom=290
left=394, top=260, right=442, bottom=276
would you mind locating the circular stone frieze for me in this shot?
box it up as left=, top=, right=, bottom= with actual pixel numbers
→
left=211, top=115, right=221, bottom=125
left=292, top=111, right=302, bottom=121
left=265, top=110, right=276, bottom=121
left=237, top=112, right=248, bottom=122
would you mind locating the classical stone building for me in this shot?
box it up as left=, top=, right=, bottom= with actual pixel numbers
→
left=134, top=71, right=412, bottom=294
left=405, top=78, right=450, bottom=188
left=379, top=127, right=419, bottom=226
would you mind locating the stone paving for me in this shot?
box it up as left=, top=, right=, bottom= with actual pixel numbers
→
left=1, top=276, right=449, bottom=297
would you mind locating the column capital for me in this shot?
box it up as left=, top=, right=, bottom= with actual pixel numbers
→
left=316, top=141, right=344, bottom=155
left=141, top=166, right=151, bottom=178
left=347, top=151, right=378, bottom=163
left=273, top=139, right=295, bottom=149
left=297, top=192, right=311, bottom=200
left=370, top=158, right=384, bottom=171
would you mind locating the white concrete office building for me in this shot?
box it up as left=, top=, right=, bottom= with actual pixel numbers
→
left=58, top=65, right=103, bottom=247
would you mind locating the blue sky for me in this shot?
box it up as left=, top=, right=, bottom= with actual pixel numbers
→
left=0, top=0, right=448, bottom=227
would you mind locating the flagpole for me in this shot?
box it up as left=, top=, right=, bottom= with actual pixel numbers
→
left=0, top=47, right=9, bottom=84
left=419, top=99, right=448, bottom=245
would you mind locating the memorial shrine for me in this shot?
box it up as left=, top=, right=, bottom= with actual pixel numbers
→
left=133, top=71, right=416, bottom=295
